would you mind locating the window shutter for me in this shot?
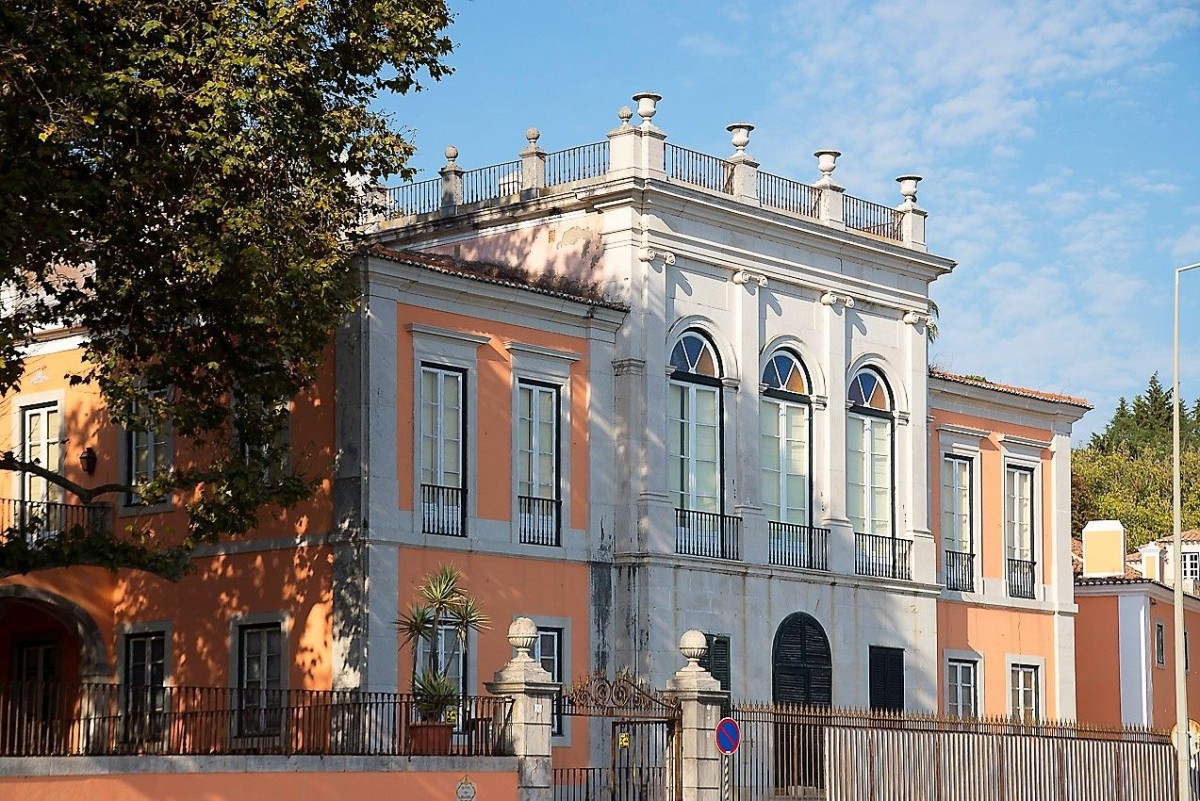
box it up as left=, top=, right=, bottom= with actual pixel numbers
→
left=868, top=646, right=904, bottom=711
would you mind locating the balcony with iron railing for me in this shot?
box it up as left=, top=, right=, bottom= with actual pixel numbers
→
left=943, top=549, right=975, bottom=593
left=379, top=93, right=925, bottom=250
left=675, top=509, right=741, bottom=561
left=854, top=533, right=913, bottom=581
left=420, top=484, right=465, bottom=537
left=1007, top=557, right=1037, bottom=599
left=768, top=522, right=829, bottom=571
left=518, top=495, right=561, bottom=547
left=0, top=681, right=511, bottom=758
left=0, top=498, right=109, bottom=546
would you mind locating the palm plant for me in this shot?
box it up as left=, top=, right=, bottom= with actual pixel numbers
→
left=397, top=564, right=489, bottom=721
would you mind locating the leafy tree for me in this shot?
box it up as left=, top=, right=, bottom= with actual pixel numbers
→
left=0, top=0, right=453, bottom=577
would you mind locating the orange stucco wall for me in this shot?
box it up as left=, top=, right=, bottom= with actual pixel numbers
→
left=0, top=769, right=517, bottom=801
left=1074, top=595, right=1122, bottom=726
left=398, top=546, right=593, bottom=767
left=1146, top=601, right=1200, bottom=729
left=395, top=305, right=590, bottom=531
left=937, top=602, right=1058, bottom=716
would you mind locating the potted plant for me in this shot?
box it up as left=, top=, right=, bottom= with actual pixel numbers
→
left=397, top=564, right=489, bottom=755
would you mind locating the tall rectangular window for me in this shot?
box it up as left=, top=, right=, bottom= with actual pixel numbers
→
left=868, top=646, right=904, bottom=711
left=1156, top=622, right=1166, bottom=667
left=668, top=382, right=721, bottom=513
left=761, top=399, right=809, bottom=525
left=127, top=397, right=171, bottom=505
left=1010, top=663, right=1040, bottom=722
left=416, top=624, right=466, bottom=727
left=941, top=456, right=972, bottom=552
left=238, top=624, right=283, bottom=737
left=533, top=627, right=562, bottom=735
left=20, top=404, right=64, bottom=543
left=124, top=632, right=166, bottom=740
left=420, top=365, right=465, bottom=536
left=946, top=659, right=977, bottom=718
left=1004, top=466, right=1034, bottom=560
left=518, top=382, right=560, bottom=545
left=848, top=415, right=892, bottom=536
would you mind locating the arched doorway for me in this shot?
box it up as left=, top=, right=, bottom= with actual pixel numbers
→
left=772, top=612, right=831, bottom=706
left=772, top=612, right=831, bottom=791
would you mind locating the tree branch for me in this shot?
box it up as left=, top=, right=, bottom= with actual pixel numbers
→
left=0, top=452, right=130, bottom=502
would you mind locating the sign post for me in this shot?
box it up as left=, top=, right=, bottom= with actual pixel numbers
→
left=715, top=717, right=741, bottom=801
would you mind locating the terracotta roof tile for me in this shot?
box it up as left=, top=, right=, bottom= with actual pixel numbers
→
left=929, top=368, right=1091, bottom=409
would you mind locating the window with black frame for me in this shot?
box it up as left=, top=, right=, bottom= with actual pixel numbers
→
left=124, top=631, right=166, bottom=742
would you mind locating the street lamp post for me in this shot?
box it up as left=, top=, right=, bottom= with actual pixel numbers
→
left=1173, top=261, right=1200, bottom=801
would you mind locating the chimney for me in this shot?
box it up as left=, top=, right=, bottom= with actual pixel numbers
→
left=1082, top=520, right=1127, bottom=578
left=1139, top=541, right=1163, bottom=582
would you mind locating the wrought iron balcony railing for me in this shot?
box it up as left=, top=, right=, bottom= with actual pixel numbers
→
left=854, top=533, right=913, bottom=581
left=0, top=498, right=109, bottom=546
left=675, top=509, right=741, bottom=560
left=518, top=495, right=561, bottom=547
left=768, top=521, right=829, bottom=571
left=1007, top=557, right=1037, bottom=599
left=944, top=549, right=975, bottom=593
left=0, top=681, right=511, bottom=757
left=421, top=484, right=465, bottom=537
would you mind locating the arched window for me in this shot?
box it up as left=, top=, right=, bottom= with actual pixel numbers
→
left=668, top=332, right=722, bottom=517
left=846, top=367, right=893, bottom=537
left=761, top=351, right=812, bottom=532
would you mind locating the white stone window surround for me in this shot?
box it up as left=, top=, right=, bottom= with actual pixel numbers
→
left=408, top=324, right=490, bottom=542
left=506, top=341, right=580, bottom=548
left=936, top=424, right=986, bottom=595
left=944, top=648, right=984, bottom=717
left=1154, top=619, right=1166, bottom=668
left=8, top=388, right=66, bottom=505
left=118, top=619, right=175, bottom=688
left=1005, top=653, right=1046, bottom=721
left=999, top=436, right=1045, bottom=601
left=516, top=613, right=573, bottom=746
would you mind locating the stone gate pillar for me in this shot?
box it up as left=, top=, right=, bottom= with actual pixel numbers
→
left=662, top=630, right=727, bottom=801
left=486, top=618, right=560, bottom=801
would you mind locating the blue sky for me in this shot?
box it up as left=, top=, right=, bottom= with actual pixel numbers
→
left=381, top=0, right=1200, bottom=442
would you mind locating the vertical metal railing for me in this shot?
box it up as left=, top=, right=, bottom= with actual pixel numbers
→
left=421, top=484, right=466, bottom=537
left=1007, top=557, right=1037, bottom=599
left=843, top=195, right=902, bottom=241
left=518, top=495, right=561, bottom=547
left=462, top=160, right=522, bottom=204
left=854, top=533, right=913, bottom=580
left=0, top=498, right=109, bottom=546
left=664, top=144, right=734, bottom=194
left=675, top=509, right=741, bottom=560
left=768, top=522, right=829, bottom=570
left=544, top=142, right=610, bottom=186
left=757, top=172, right=821, bottom=218
left=944, top=550, right=975, bottom=592
left=384, top=178, right=440, bottom=217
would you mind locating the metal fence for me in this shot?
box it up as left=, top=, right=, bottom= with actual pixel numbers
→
left=768, top=522, right=829, bottom=571
left=758, top=172, right=821, bottom=219
left=545, top=142, right=610, bottom=186
left=944, top=549, right=975, bottom=592
left=1008, top=557, right=1037, bottom=599
left=675, top=509, right=741, bottom=560
left=384, top=178, right=441, bottom=217
left=854, top=533, right=912, bottom=580
left=731, top=702, right=1177, bottom=801
left=518, top=495, right=561, bottom=547
left=463, top=160, right=522, bottom=204
left=843, top=195, right=901, bottom=241
left=665, top=144, right=734, bottom=194
left=0, top=498, right=109, bottom=546
left=0, top=682, right=510, bottom=757
left=421, top=483, right=465, bottom=537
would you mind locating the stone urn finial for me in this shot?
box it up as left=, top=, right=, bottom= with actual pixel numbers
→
left=727, top=123, right=754, bottom=156
left=444, top=145, right=459, bottom=168
left=679, top=629, right=708, bottom=671
left=814, top=149, right=840, bottom=184
left=526, top=127, right=541, bottom=148
left=617, top=106, right=634, bottom=129
left=632, top=92, right=662, bottom=127
left=508, top=617, right=538, bottom=663
left=897, top=174, right=922, bottom=205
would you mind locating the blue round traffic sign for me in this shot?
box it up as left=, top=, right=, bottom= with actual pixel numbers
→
left=715, top=716, right=741, bottom=754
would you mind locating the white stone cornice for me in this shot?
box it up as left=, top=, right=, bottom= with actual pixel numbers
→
left=935, top=422, right=991, bottom=439
left=613, top=357, right=646, bottom=377
left=998, top=433, right=1053, bottom=450
left=638, top=247, right=675, bottom=266
left=902, top=310, right=932, bottom=326
left=406, top=322, right=491, bottom=346
left=504, top=340, right=581, bottom=362
left=732, top=269, right=768, bottom=288
left=820, top=291, right=855, bottom=308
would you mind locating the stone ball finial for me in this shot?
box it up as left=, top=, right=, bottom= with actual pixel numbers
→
left=508, top=616, right=538, bottom=661
left=444, top=145, right=459, bottom=165
left=679, top=629, right=708, bottom=669
left=618, top=106, right=634, bottom=127
left=526, top=127, right=540, bottom=146
left=897, top=174, right=922, bottom=203
left=632, top=92, right=662, bottom=125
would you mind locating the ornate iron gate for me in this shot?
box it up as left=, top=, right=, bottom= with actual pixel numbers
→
left=552, top=670, right=681, bottom=801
